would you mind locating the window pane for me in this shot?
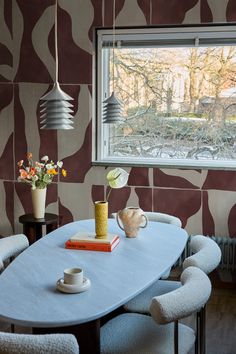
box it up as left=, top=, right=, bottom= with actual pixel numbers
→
left=97, top=27, right=236, bottom=168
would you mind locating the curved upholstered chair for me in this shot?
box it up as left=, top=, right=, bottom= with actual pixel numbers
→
left=0, top=332, right=79, bottom=354
left=124, top=235, right=221, bottom=313
left=144, top=211, right=182, bottom=228
left=123, top=235, right=221, bottom=354
left=0, top=234, right=29, bottom=271
left=183, top=235, right=222, bottom=274
left=101, top=267, right=212, bottom=354
left=111, top=211, right=182, bottom=228
left=0, top=234, right=29, bottom=332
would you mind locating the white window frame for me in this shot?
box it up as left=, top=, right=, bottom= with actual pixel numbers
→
left=93, top=25, right=236, bottom=170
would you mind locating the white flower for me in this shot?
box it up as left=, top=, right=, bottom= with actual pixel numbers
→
left=35, top=166, right=42, bottom=173
left=46, top=163, right=53, bottom=169
left=41, top=155, right=49, bottom=162
left=57, top=161, right=63, bottom=168
left=35, top=162, right=44, bottom=168
left=106, top=168, right=129, bottom=189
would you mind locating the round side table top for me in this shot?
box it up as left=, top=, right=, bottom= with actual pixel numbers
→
left=19, top=213, right=59, bottom=225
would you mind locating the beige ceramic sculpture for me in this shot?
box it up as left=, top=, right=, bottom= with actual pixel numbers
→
left=116, top=207, right=148, bottom=238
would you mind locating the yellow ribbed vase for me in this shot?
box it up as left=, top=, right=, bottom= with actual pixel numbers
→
left=94, top=201, right=108, bottom=238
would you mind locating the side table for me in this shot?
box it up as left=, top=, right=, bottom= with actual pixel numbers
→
left=19, top=213, right=59, bottom=245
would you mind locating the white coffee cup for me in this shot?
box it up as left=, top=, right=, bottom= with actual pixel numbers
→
left=64, top=267, right=83, bottom=285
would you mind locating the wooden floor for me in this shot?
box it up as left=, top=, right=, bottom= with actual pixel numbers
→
left=183, top=287, right=236, bottom=354
left=0, top=282, right=235, bottom=353
left=206, top=288, right=236, bottom=354
left=171, top=267, right=236, bottom=354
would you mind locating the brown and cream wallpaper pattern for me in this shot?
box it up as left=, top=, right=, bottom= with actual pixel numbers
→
left=0, top=0, right=236, bottom=237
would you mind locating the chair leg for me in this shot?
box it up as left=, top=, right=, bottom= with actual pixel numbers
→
left=174, top=320, right=179, bottom=354
left=195, top=311, right=201, bottom=354
left=199, top=305, right=206, bottom=354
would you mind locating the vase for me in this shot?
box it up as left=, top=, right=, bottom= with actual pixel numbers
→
left=31, top=188, right=47, bottom=219
left=94, top=201, right=108, bottom=238
left=116, top=207, right=148, bottom=238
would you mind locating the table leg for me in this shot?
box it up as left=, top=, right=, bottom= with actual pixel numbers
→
left=35, top=224, right=43, bottom=241
left=23, top=225, right=35, bottom=245
left=33, top=319, right=101, bottom=354
left=46, top=222, right=58, bottom=234
left=75, top=319, right=100, bottom=354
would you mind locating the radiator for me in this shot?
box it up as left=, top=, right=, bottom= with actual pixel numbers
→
left=176, top=235, right=236, bottom=271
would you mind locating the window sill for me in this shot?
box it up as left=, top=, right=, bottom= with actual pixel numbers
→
left=92, top=158, right=236, bottom=171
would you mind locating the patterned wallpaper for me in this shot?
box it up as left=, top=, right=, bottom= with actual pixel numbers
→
left=0, top=0, right=236, bottom=237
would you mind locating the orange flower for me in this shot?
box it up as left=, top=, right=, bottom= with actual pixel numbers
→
left=47, top=168, right=57, bottom=175
left=27, top=152, right=32, bottom=160
left=20, top=169, right=28, bottom=179
left=17, top=160, right=24, bottom=167
left=62, top=169, right=67, bottom=177
left=29, top=167, right=36, bottom=176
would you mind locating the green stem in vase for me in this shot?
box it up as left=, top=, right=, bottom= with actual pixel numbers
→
left=105, top=173, right=121, bottom=201
left=106, top=187, right=112, bottom=202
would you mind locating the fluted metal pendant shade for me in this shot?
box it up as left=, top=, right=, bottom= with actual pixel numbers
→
left=103, top=92, right=124, bottom=124
left=39, top=82, right=74, bottom=130
left=102, top=0, right=124, bottom=125
left=39, top=0, right=75, bottom=130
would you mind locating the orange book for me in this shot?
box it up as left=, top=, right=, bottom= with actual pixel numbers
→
left=65, top=236, right=120, bottom=252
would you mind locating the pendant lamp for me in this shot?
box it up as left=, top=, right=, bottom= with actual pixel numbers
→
left=39, top=0, right=74, bottom=130
left=103, top=0, right=124, bottom=124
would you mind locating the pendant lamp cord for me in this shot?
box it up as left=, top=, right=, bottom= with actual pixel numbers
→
left=55, top=0, right=59, bottom=83
left=112, top=0, right=116, bottom=92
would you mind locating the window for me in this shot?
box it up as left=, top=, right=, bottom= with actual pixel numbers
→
left=94, top=25, right=236, bottom=169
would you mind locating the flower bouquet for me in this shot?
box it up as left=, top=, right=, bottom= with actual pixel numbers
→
left=17, top=153, right=66, bottom=190
left=17, top=153, right=66, bottom=219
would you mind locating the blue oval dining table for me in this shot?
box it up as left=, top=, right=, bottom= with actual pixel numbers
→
left=0, top=219, right=188, bottom=353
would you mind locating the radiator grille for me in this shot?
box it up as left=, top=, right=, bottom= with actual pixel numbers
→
left=177, top=235, right=236, bottom=271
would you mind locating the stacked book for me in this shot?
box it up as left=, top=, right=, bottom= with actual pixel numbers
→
left=65, top=232, right=120, bottom=252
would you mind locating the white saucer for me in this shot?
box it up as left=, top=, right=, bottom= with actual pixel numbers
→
left=56, top=277, right=91, bottom=294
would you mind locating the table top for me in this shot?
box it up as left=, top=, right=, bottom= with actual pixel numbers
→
left=19, top=213, right=59, bottom=225
left=0, top=219, right=188, bottom=328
